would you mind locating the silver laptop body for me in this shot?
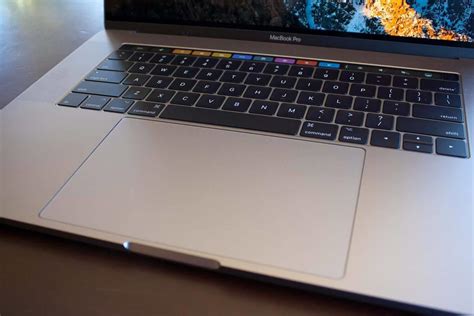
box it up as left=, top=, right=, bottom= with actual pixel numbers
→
left=1, top=1, right=473, bottom=314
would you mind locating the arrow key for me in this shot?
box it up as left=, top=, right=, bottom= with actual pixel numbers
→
left=370, top=130, right=400, bottom=149
left=436, top=138, right=468, bottom=158
left=403, top=141, right=433, bottom=154
left=403, top=134, right=433, bottom=145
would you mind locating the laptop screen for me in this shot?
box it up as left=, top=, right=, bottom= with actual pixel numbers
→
left=106, top=0, right=473, bottom=48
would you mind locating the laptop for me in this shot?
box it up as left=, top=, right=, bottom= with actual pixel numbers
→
left=1, top=0, right=472, bottom=314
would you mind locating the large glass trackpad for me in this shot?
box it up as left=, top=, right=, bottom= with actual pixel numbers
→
left=41, top=118, right=365, bottom=278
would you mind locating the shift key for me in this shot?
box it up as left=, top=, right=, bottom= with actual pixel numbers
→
left=397, top=117, right=465, bottom=139
left=73, top=81, right=127, bottom=97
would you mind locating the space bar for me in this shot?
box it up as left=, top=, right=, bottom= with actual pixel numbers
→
left=160, top=105, right=301, bottom=135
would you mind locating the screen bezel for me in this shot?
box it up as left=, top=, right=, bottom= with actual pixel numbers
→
left=104, top=1, right=473, bottom=59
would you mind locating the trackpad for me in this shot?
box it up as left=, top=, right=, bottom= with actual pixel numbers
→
left=41, top=118, right=365, bottom=279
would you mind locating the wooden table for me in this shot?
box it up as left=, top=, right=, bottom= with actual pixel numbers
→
left=0, top=1, right=410, bottom=315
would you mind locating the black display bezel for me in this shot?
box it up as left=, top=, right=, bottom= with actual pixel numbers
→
left=104, top=1, right=473, bottom=59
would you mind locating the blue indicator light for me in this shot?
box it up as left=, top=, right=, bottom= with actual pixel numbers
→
left=319, top=62, right=340, bottom=69
left=253, top=56, right=274, bottom=62
left=232, top=54, right=253, bottom=60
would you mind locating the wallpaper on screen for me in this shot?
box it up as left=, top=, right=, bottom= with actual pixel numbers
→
left=108, top=0, right=473, bottom=42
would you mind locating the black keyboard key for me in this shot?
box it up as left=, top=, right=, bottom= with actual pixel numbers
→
left=81, top=96, right=110, bottom=110
left=434, top=93, right=461, bottom=108
left=108, top=50, right=133, bottom=60
left=270, top=89, right=298, bottom=103
left=325, top=95, right=353, bottom=109
left=297, top=92, right=325, bottom=106
left=270, top=76, right=297, bottom=89
left=160, top=105, right=301, bottom=135
left=339, top=71, right=365, bottom=83
left=123, top=87, right=152, bottom=100
left=383, top=101, right=410, bottom=116
left=171, top=55, right=197, bottom=66
left=129, top=63, right=155, bottom=74
left=145, top=76, right=172, bottom=89
left=86, top=70, right=127, bottom=84
left=128, top=101, right=164, bottom=117
left=412, top=104, right=463, bottom=123
left=193, top=57, right=219, bottom=68
left=73, top=81, right=127, bottom=97
left=147, top=89, right=175, bottom=103
left=406, top=90, right=432, bottom=104
left=129, top=52, right=154, bottom=62
left=216, top=59, right=242, bottom=70
left=240, top=61, right=265, bottom=73
left=196, top=69, right=223, bottom=81
left=370, top=130, right=400, bottom=149
left=436, top=138, right=468, bottom=158
left=193, top=81, right=221, bottom=94
left=249, top=100, right=279, bottom=115
left=103, top=99, right=134, bottom=113
left=150, top=65, right=177, bottom=76
left=243, top=86, right=272, bottom=99
left=218, top=83, right=246, bottom=97
left=124, top=74, right=151, bottom=86
left=263, top=63, right=289, bottom=75
left=300, top=121, right=338, bottom=140
left=98, top=59, right=133, bottom=72
left=169, top=78, right=197, bottom=91
left=196, top=95, right=225, bottom=109
left=296, top=79, right=322, bottom=92
left=288, top=66, right=314, bottom=78
left=393, top=76, right=418, bottom=89
left=221, top=71, right=247, bottom=83
left=349, top=84, right=376, bottom=97
left=315, top=68, right=338, bottom=80
left=277, top=103, right=307, bottom=119
left=366, top=113, right=394, bottom=130
left=244, top=74, right=271, bottom=86
left=170, top=92, right=200, bottom=106
left=420, top=79, right=459, bottom=94
left=397, top=117, right=465, bottom=139
left=339, top=126, right=369, bottom=144
left=58, top=93, right=87, bottom=107
left=403, top=134, right=433, bottom=144
left=322, top=81, right=349, bottom=95
left=306, top=107, right=335, bottom=123
left=174, top=67, right=200, bottom=78
left=366, top=73, right=391, bottom=86
left=403, top=142, right=433, bottom=154
left=222, top=98, right=252, bottom=112
left=377, top=87, right=404, bottom=101
left=335, top=110, right=364, bottom=126
left=353, top=98, right=381, bottom=112
left=149, top=53, right=174, bottom=64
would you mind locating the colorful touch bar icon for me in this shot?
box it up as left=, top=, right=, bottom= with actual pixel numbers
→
left=169, top=47, right=325, bottom=67
left=319, top=62, right=340, bottom=69
left=253, top=56, right=274, bottom=62
left=232, top=54, right=253, bottom=60
left=274, top=57, right=296, bottom=64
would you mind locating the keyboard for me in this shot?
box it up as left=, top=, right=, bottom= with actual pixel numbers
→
left=58, top=44, right=469, bottom=158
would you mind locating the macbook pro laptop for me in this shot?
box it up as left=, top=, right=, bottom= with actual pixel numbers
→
left=1, top=0, right=473, bottom=314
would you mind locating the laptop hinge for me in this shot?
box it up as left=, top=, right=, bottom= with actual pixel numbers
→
left=123, top=241, right=221, bottom=270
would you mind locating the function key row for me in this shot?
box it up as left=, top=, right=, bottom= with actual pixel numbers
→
left=114, top=44, right=460, bottom=81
